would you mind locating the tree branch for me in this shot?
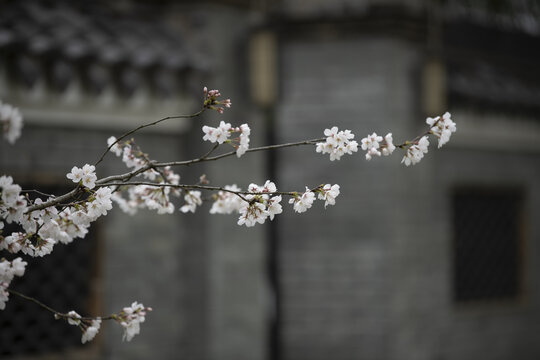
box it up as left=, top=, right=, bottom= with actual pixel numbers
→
left=6, top=288, right=115, bottom=321
left=93, top=108, right=205, bottom=167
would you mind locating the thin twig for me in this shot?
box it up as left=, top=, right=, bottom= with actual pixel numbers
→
left=94, top=108, right=205, bottom=167
left=7, top=288, right=115, bottom=321
left=200, top=143, right=220, bottom=160
left=101, top=181, right=296, bottom=195
left=25, top=185, right=84, bottom=213
left=21, top=189, right=56, bottom=198
left=152, top=138, right=325, bottom=167
left=98, top=181, right=324, bottom=201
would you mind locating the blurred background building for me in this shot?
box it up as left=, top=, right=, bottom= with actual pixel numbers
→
left=1, top=0, right=540, bottom=359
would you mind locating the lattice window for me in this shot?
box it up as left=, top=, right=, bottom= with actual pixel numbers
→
left=452, top=187, right=524, bottom=303
left=0, top=184, right=100, bottom=357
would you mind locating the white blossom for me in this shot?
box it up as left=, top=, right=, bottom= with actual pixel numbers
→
left=360, top=132, right=396, bottom=160
left=137, top=186, right=174, bottom=214
left=67, top=165, right=97, bottom=189
left=11, top=258, right=26, bottom=277
left=119, top=302, right=150, bottom=342
left=0, top=257, right=27, bottom=309
left=427, top=112, right=456, bottom=148
left=81, top=319, right=101, bottom=344
left=210, top=185, right=244, bottom=214
left=402, top=136, right=430, bottom=166
left=289, top=187, right=315, bottom=213
left=0, top=176, right=27, bottom=224
left=361, top=132, right=383, bottom=152
left=381, top=133, right=396, bottom=156
left=85, top=187, right=113, bottom=219
left=238, top=199, right=268, bottom=227
left=1, top=232, right=24, bottom=253
left=318, top=184, right=340, bottom=208
left=202, top=121, right=232, bottom=144
left=0, top=195, right=27, bottom=224
left=316, top=127, right=359, bottom=161
left=107, top=136, right=123, bottom=156
left=21, top=237, right=55, bottom=257
left=67, top=310, right=82, bottom=325
left=180, top=191, right=202, bottom=213
left=0, top=287, right=8, bottom=310
left=1, top=182, right=21, bottom=206
left=0, top=257, right=27, bottom=283
left=235, top=124, right=251, bottom=158
left=267, top=196, right=283, bottom=220
left=121, top=146, right=144, bottom=170
left=111, top=192, right=138, bottom=215
left=66, top=166, right=83, bottom=183
left=235, top=180, right=284, bottom=226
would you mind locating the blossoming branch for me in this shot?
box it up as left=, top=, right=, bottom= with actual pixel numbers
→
left=0, top=87, right=456, bottom=344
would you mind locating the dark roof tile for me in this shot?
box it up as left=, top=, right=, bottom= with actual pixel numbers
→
left=0, top=0, right=202, bottom=70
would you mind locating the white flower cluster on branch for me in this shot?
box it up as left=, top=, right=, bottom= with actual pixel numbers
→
left=62, top=310, right=102, bottom=344
left=316, top=127, right=359, bottom=161
left=55, top=301, right=151, bottom=343
left=427, top=112, right=457, bottom=148
left=358, top=112, right=456, bottom=166
left=0, top=88, right=457, bottom=344
left=202, top=121, right=251, bottom=157
left=0, top=257, right=27, bottom=309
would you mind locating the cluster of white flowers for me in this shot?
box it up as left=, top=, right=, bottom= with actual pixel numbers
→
left=60, top=301, right=151, bottom=344
left=82, top=319, right=102, bottom=343
left=107, top=136, right=165, bottom=181
left=106, top=137, right=182, bottom=215
left=360, top=132, right=395, bottom=160
left=66, top=164, right=98, bottom=189
left=62, top=310, right=102, bottom=343
left=318, top=184, right=340, bottom=208
left=0, top=257, right=27, bottom=310
left=117, top=301, right=151, bottom=342
left=203, top=87, right=231, bottom=114
left=288, top=184, right=341, bottom=213
left=235, top=124, right=251, bottom=157
left=289, top=187, right=315, bottom=213
left=316, top=127, right=359, bottom=161
left=427, top=112, right=456, bottom=148
left=202, top=122, right=251, bottom=157
left=203, top=121, right=231, bottom=144
left=0, top=101, right=23, bottom=144
left=401, top=136, right=430, bottom=166
left=359, top=112, right=455, bottom=166
left=0, top=175, right=27, bottom=224
left=180, top=191, right=203, bottom=213
left=237, top=181, right=283, bottom=227
left=0, top=174, right=113, bottom=257
left=208, top=182, right=342, bottom=226
left=58, top=301, right=150, bottom=344
left=209, top=185, right=244, bottom=214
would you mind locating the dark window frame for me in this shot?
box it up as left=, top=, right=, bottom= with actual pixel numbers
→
left=451, top=185, right=526, bottom=305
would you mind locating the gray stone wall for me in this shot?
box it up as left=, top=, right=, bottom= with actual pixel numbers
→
left=276, top=32, right=540, bottom=360
left=276, top=37, right=421, bottom=360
